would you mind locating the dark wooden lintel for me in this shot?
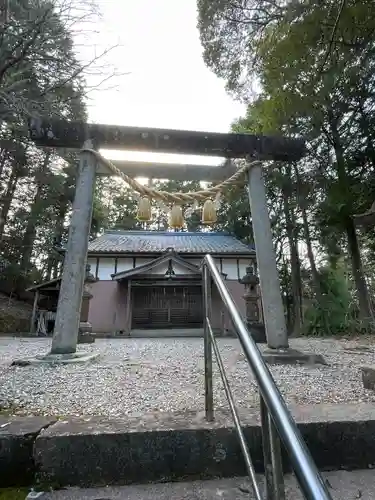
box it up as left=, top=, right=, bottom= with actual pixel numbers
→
left=102, top=160, right=237, bottom=182
left=132, top=280, right=202, bottom=286
left=28, top=117, right=306, bottom=161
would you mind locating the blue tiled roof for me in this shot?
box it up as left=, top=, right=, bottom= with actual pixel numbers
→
left=88, top=231, right=255, bottom=255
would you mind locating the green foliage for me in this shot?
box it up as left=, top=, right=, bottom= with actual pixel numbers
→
left=0, top=0, right=87, bottom=123
left=303, top=264, right=352, bottom=336
left=0, top=0, right=103, bottom=279
left=214, top=185, right=253, bottom=243
left=199, top=0, right=375, bottom=324
left=197, top=0, right=282, bottom=96
left=0, top=489, right=29, bottom=500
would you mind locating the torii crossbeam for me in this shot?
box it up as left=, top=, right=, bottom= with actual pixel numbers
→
left=29, top=117, right=305, bottom=161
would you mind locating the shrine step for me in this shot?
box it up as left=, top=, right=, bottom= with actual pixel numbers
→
left=33, top=403, right=375, bottom=489
left=129, top=328, right=204, bottom=337
left=29, top=471, right=375, bottom=500
left=2, top=404, right=375, bottom=490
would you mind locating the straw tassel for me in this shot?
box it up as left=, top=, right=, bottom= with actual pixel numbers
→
left=201, top=198, right=217, bottom=224
left=137, top=196, right=152, bottom=221
left=169, top=204, right=184, bottom=228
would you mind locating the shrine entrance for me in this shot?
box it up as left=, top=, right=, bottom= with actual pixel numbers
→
left=131, top=285, right=203, bottom=329
left=28, top=117, right=305, bottom=354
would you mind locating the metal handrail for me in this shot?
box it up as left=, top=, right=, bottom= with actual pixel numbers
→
left=202, top=254, right=332, bottom=500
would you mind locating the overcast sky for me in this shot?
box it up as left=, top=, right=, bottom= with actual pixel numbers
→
left=76, top=0, right=246, bottom=165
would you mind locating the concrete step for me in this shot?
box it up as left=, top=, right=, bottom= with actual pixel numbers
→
left=129, top=328, right=204, bottom=337
left=33, top=403, right=375, bottom=488
left=31, top=471, right=375, bottom=500
left=3, top=403, right=375, bottom=489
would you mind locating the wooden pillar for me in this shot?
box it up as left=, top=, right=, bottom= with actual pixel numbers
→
left=30, top=290, right=39, bottom=333
left=125, top=280, right=132, bottom=333
left=80, top=294, right=90, bottom=322
left=257, top=285, right=264, bottom=324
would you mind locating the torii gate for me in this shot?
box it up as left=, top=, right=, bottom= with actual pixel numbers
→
left=27, top=117, right=309, bottom=363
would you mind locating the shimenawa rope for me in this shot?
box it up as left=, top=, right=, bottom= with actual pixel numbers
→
left=80, top=148, right=262, bottom=226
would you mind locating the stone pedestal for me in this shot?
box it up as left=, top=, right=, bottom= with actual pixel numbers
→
left=361, top=366, right=375, bottom=391
left=77, top=265, right=96, bottom=344
left=247, top=322, right=266, bottom=343
left=78, top=333, right=95, bottom=344
left=240, top=266, right=266, bottom=343
left=78, top=321, right=95, bottom=344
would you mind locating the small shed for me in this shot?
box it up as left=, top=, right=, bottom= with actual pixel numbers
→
left=26, top=273, right=94, bottom=334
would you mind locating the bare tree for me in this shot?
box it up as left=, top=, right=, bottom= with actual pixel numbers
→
left=0, top=0, right=124, bottom=124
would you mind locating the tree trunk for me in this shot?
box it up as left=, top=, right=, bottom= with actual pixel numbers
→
left=45, top=204, right=67, bottom=280
left=19, top=182, right=43, bottom=272
left=291, top=198, right=303, bottom=326
left=19, top=153, right=51, bottom=273
left=281, top=165, right=302, bottom=335
left=293, top=163, right=331, bottom=334
left=44, top=256, right=54, bottom=281
left=0, top=153, right=7, bottom=179
left=0, top=169, right=19, bottom=240
left=281, top=255, right=292, bottom=331
left=345, top=217, right=373, bottom=320
left=301, top=205, right=319, bottom=293
left=328, top=109, right=373, bottom=321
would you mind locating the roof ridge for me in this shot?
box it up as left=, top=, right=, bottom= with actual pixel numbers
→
left=88, top=230, right=255, bottom=254
left=103, top=230, right=231, bottom=236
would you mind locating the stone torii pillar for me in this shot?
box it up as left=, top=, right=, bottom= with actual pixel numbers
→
left=13, top=140, right=99, bottom=365
left=247, top=163, right=325, bottom=365
left=50, top=141, right=97, bottom=357
left=247, top=164, right=288, bottom=349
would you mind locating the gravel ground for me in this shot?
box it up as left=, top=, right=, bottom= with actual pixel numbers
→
left=0, top=336, right=375, bottom=417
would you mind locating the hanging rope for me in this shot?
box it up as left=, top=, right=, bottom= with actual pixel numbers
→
left=81, top=147, right=263, bottom=227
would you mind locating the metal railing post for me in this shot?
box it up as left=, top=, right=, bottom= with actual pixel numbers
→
left=268, top=414, right=286, bottom=500
left=203, top=264, right=214, bottom=421
left=203, top=254, right=332, bottom=500
left=207, top=318, right=262, bottom=500
left=260, top=395, right=285, bottom=500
